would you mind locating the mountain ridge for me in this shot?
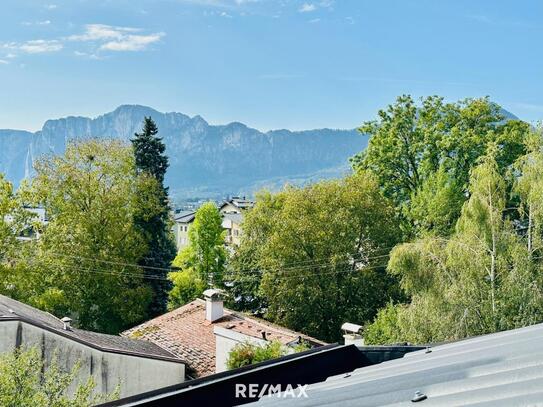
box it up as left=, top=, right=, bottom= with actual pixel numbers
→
left=0, top=105, right=365, bottom=201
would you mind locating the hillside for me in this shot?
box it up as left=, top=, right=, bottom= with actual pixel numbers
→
left=0, top=105, right=366, bottom=201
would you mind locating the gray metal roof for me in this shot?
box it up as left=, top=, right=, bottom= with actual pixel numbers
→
left=0, top=295, right=182, bottom=363
left=174, top=211, right=196, bottom=223
left=250, top=322, right=543, bottom=407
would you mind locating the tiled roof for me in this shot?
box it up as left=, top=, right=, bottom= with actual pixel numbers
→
left=251, top=322, right=543, bottom=407
left=122, top=299, right=326, bottom=377
left=0, top=295, right=181, bottom=362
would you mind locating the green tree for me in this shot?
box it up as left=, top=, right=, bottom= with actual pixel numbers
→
left=226, top=340, right=308, bottom=370
left=351, top=95, right=529, bottom=236
left=26, top=139, right=157, bottom=333
left=226, top=191, right=282, bottom=313
left=366, top=145, right=543, bottom=344
left=0, top=347, right=118, bottom=407
left=407, top=166, right=465, bottom=236
left=168, top=202, right=226, bottom=308
left=228, top=173, right=402, bottom=342
left=132, top=117, right=177, bottom=317
left=167, top=248, right=205, bottom=310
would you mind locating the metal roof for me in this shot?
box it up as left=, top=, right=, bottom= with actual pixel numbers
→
left=250, top=322, right=543, bottom=407
left=173, top=211, right=196, bottom=223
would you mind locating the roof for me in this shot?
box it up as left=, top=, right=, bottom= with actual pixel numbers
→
left=0, top=295, right=182, bottom=363
left=122, top=299, right=326, bottom=377
left=251, top=322, right=543, bottom=407
left=97, top=344, right=424, bottom=407
left=173, top=211, right=195, bottom=223
left=220, top=197, right=255, bottom=211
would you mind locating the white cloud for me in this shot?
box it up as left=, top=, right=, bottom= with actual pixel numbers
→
left=3, top=39, right=63, bottom=54
left=69, top=24, right=165, bottom=52
left=220, top=11, right=233, bottom=17
left=99, top=32, right=165, bottom=51
left=22, top=20, right=51, bottom=26
left=0, top=59, right=8, bottom=65
left=45, top=4, right=57, bottom=9
left=20, top=39, right=63, bottom=53
left=309, top=18, right=320, bottom=23
left=68, top=24, right=140, bottom=41
left=299, top=3, right=316, bottom=12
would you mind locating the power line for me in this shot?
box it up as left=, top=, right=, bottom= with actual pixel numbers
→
left=39, top=246, right=392, bottom=278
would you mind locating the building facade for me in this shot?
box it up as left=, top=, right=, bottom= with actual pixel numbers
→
left=0, top=295, right=185, bottom=398
left=172, top=197, right=255, bottom=251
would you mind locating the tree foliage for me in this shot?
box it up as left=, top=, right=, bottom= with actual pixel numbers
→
left=228, top=173, right=402, bottom=342
left=132, top=117, right=177, bottom=317
left=0, top=347, right=118, bottom=407
left=351, top=95, right=530, bottom=236
left=366, top=141, right=543, bottom=344
left=10, top=139, right=162, bottom=333
left=226, top=340, right=308, bottom=370
left=168, top=202, right=226, bottom=308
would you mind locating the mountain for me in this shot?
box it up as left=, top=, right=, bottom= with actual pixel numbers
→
left=0, top=105, right=366, bottom=201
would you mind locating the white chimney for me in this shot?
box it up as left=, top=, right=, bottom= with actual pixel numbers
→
left=341, top=322, right=364, bottom=346
left=61, top=316, right=72, bottom=331
left=203, top=289, right=224, bottom=322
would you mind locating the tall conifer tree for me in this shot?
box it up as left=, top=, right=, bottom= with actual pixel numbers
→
left=132, top=117, right=176, bottom=316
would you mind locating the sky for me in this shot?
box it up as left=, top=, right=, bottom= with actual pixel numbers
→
left=0, top=0, right=542, bottom=132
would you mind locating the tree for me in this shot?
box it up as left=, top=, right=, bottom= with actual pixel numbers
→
left=226, top=340, right=308, bottom=370
left=0, top=175, right=35, bottom=264
left=226, top=191, right=282, bottom=313
left=132, top=117, right=177, bottom=317
left=167, top=249, right=205, bottom=310
left=228, top=173, right=402, bottom=342
left=24, top=139, right=158, bottom=333
left=0, top=347, right=118, bottom=406
left=366, top=145, right=543, bottom=344
left=351, top=95, right=530, bottom=236
left=168, top=202, right=226, bottom=308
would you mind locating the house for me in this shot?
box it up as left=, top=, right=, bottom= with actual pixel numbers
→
left=172, top=210, right=196, bottom=251
left=219, top=196, right=255, bottom=215
left=171, top=197, right=255, bottom=251
left=122, top=289, right=326, bottom=378
left=0, top=295, right=185, bottom=398
left=222, top=212, right=243, bottom=246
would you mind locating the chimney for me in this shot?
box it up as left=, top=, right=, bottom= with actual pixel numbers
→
left=203, top=289, right=224, bottom=322
left=61, top=316, right=72, bottom=331
left=341, top=322, right=364, bottom=346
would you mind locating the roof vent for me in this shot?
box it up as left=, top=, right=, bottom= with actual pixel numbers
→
left=61, top=316, right=72, bottom=331
left=411, top=390, right=427, bottom=402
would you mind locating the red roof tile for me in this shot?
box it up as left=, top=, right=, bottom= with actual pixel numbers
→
left=122, top=299, right=326, bottom=377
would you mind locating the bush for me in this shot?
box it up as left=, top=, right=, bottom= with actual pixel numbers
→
left=226, top=340, right=308, bottom=370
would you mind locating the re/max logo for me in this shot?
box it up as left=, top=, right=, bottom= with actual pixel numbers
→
left=235, top=383, right=309, bottom=398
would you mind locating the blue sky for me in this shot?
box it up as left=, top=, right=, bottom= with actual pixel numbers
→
left=0, top=0, right=542, bottom=132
